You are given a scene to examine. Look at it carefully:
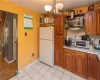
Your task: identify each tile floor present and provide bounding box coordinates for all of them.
[10,60,86,80]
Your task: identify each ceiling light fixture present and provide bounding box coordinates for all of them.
[44,5,52,12]
[56,3,64,10]
[44,0,64,17]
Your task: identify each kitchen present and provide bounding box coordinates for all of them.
[40,2,100,80]
[5,0,100,80]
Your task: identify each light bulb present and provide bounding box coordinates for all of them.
[44,5,52,12]
[56,3,64,10]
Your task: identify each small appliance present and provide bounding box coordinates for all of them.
[93,39,100,50]
[81,35,90,41]
[75,40,90,48]
[65,38,72,46]
[68,17,84,27]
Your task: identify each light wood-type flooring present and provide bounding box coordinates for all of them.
[0,55,16,80]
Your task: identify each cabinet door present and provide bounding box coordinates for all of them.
[88,54,99,80]
[96,9,100,35]
[55,50,63,66]
[85,11,96,35]
[99,61,100,80]
[55,14,64,35]
[74,51,87,78]
[64,53,73,71]
[64,49,74,72]
[55,35,64,67]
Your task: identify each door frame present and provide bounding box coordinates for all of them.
[0,10,18,73]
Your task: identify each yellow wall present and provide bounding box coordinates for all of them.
[63,2,100,16]
[73,3,100,14]
[0,0,40,71]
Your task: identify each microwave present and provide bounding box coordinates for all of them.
[75,40,90,49]
[68,17,84,27]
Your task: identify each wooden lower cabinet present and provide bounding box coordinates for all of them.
[55,35,64,67]
[74,51,87,78]
[64,48,100,80]
[55,50,63,67]
[87,54,99,80]
[64,49,73,71]
[99,61,100,80]
[64,49,87,78]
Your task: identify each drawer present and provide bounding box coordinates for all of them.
[64,48,75,54]
[64,48,88,57]
[75,51,87,57]
[88,54,98,59]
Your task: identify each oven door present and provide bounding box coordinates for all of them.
[75,41,87,48]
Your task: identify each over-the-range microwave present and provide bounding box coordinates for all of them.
[68,17,85,27]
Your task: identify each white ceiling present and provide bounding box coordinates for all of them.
[8,0,100,13]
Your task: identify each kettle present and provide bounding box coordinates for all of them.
[93,39,100,50]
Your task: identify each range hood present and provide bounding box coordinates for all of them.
[69,27,80,31]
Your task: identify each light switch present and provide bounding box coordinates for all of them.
[25,32,27,36]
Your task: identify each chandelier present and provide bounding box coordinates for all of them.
[44,0,64,15]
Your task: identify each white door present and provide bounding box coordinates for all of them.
[13,18,17,61]
[39,39,54,66]
[40,27,54,40]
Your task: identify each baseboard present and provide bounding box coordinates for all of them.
[18,59,39,73]
[4,57,15,64]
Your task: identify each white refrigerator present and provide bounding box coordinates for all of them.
[39,26,54,67]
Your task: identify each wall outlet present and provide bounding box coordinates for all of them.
[32,53,34,57]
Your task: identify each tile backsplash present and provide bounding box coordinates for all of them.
[66,28,100,41]
[67,28,85,40]
[90,36,100,40]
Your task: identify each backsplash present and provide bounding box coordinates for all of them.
[67,28,100,40]
[67,28,85,40]
[90,36,100,40]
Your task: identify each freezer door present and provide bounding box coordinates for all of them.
[40,26,54,40]
[39,39,54,66]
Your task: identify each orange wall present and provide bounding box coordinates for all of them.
[0,0,40,71]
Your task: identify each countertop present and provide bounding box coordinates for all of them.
[64,46,100,60]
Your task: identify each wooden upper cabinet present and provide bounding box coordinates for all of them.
[55,35,63,51]
[64,49,73,72]
[74,51,87,78]
[55,35,64,67]
[55,14,64,67]
[88,54,99,80]
[55,14,64,35]
[85,11,96,35]
[96,9,100,35]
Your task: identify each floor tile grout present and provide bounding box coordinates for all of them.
[23,69,33,79]
[10,60,86,80]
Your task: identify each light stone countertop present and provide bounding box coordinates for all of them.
[64,46,100,60]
